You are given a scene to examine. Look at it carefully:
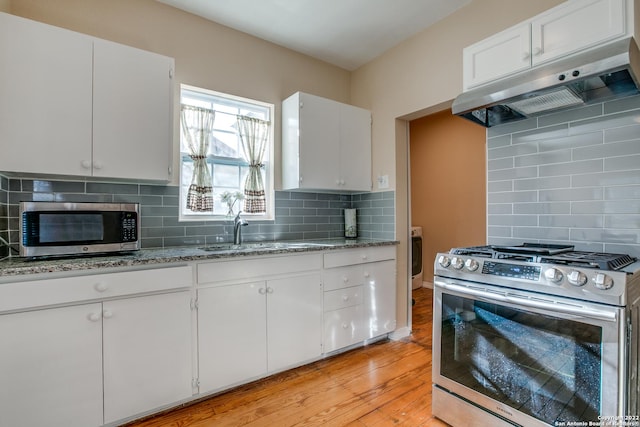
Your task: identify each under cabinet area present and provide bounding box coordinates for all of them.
[196,254,323,395]
[0,12,174,181]
[463,0,630,89]
[282,91,372,192]
[0,265,193,427]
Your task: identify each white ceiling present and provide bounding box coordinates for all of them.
[157,0,470,70]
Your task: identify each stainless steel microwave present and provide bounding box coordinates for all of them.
[19,202,140,258]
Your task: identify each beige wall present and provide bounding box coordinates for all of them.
[7,0,351,189]
[351,0,564,330]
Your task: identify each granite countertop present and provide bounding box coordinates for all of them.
[0,239,398,279]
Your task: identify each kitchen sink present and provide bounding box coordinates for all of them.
[199,241,334,252]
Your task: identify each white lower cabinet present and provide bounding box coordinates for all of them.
[197,281,268,393]
[0,265,193,427]
[103,291,193,424]
[266,274,323,372]
[322,247,397,353]
[196,255,323,395]
[0,303,103,427]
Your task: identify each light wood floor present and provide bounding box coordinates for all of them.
[125,287,448,427]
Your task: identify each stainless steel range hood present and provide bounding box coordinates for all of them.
[452,37,640,127]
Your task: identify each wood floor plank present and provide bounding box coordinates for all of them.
[125,288,449,427]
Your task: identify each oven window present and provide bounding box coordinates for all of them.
[440,294,602,424]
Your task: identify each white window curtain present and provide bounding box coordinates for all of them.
[236,116,270,213]
[180,105,215,212]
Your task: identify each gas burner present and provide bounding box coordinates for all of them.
[448,243,637,271]
[539,251,637,271]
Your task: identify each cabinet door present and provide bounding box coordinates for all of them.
[0,12,93,176]
[267,273,322,372]
[93,39,174,181]
[463,24,531,89]
[339,104,371,191]
[363,260,397,339]
[323,305,365,353]
[532,0,626,66]
[103,291,193,424]
[298,93,340,189]
[197,282,267,393]
[0,304,103,427]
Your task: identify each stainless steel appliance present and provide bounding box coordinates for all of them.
[452,37,640,127]
[432,243,640,427]
[411,226,423,290]
[19,202,140,258]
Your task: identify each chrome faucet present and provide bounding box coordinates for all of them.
[233,211,249,245]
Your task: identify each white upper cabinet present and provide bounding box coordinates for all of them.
[0,12,93,177]
[0,12,174,182]
[93,39,174,181]
[463,25,531,90]
[463,0,630,90]
[531,0,627,65]
[282,92,372,192]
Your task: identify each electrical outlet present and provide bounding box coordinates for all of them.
[377,175,389,189]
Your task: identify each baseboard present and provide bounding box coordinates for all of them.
[422,281,433,289]
[389,326,411,340]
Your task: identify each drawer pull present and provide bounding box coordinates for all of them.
[341,322,349,329]
[258,288,266,295]
[87,312,101,322]
[342,295,349,302]
[361,255,368,260]
[102,310,113,319]
[342,276,349,283]
[94,282,108,292]
[364,272,370,278]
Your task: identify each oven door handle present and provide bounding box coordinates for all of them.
[435,281,618,322]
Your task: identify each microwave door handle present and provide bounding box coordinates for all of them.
[435,280,618,323]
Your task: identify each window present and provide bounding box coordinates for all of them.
[179,85,274,221]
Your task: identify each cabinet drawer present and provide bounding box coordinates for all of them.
[197,253,322,284]
[323,265,363,291]
[0,265,193,313]
[323,246,395,269]
[324,285,363,312]
[323,305,365,353]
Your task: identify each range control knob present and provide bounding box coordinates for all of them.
[544,268,563,284]
[438,255,451,268]
[465,259,479,272]
[593,273,614,290]
[567,270,588,287]
[451,257,464,270]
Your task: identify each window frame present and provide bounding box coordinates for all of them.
[178,84,275,222]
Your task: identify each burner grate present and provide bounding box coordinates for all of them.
[540,252,637,271]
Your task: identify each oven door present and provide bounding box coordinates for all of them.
[433,278,626,427]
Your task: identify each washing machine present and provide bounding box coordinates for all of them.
[411,226,423,290]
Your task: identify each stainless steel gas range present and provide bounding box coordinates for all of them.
[432,243,640,427]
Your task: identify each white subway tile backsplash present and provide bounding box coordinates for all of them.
[487,94,640,253]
